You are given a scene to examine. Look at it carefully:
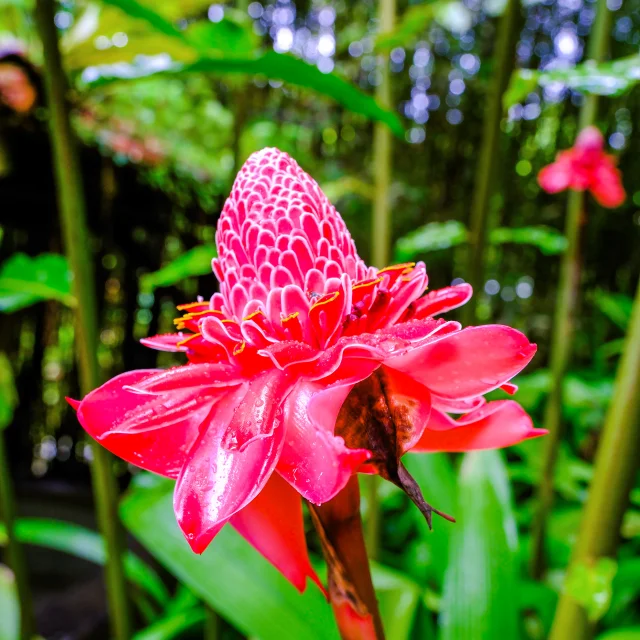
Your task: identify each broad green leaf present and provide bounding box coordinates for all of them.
[120,477,340,640]
[597,631,640,640]
[101,0,188,43]
[490,225,568,256]
[83,52,405,138]
[371,563,421,640]
[0,354,17,431]
[140,245,217,292]
[0,253,75,312]
[504,54,640,108]
[133,607,206,640]
[592,290,634,331]
[403,453,457,588]
[394,221,468,261]
[0,518,169,608]
[564,558,618,622]
[439,450,519,640]
[375,1,458,52]
[0,565,19,640]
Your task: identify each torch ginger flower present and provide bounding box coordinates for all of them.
[72,148,542,594]
[538,126,626,208]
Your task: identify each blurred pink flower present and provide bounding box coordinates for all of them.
[538,126,626,208]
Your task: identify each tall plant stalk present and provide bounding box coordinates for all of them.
[0,434,35,638]
[529,0,612,579]
[366,0,396,562]
[549,276,640,639]
[34,2,132,638]
[463,0,520,325]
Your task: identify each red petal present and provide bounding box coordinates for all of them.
[410,400,546,452]
[331,601,378,640]
[538,154,574,194]
[76,370,216,478]
[590,158,626,208]
[278,380,371,505]
[173,370,290,553]
[230,474,325,593]
[383,325,536,400]
[140,333,188,352]
[410,283,473,319]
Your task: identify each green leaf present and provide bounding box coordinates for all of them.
[605,558,640,625]
[83,52,405,138]
[439,450,519,640]
[101,0,188,43]
[140,245,217,292]
[0,518,169,608]
[403,453,457,588]
[0,253,76,312]
[592,290,634,331]
[489,225,568,256]
[518,580,558,636]
[0,566,19,640]
[133,607,206,640]
[371,563,421,640]
[375,1,461,52]
[504,54,640,108]
[120,477,340,640]
[393,221,468,261]
[596,630,640,640]
[0,354,17,432]
[564,557,618,622]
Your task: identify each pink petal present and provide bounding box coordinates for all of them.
[538,155,574,194]
[278,380,371,505]
[230,474,324,593]
[590,158,626,208]
[410,400,546,452]
[174,369,290,554]
[140,333,188,352]
[410,284,473,319]
[75,370,217,478]
[383,325,536,400]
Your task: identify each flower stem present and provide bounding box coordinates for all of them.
[310,476,384,640]
[0,434,35,638]
[463,0,520,325]
[34,3,132,638]
[529,0,612,580]
[549,276,640,639]
[204,606,219,640]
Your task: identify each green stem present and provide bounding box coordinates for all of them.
[34,3,132,638]
[463,0,520,325]
[204,606,219,640]
[367,0,396,562]
[371,0,395,269]
[529,0,612,580]
[549,276,640,640]
[0,434,35,639]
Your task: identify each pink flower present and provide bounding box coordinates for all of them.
[538,126,626,208]
[72,148,541,592]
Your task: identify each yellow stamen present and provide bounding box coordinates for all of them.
[176,302,208,311]
[377,262,416,274]
[233,341,246,356]
[176,333,202,348]
[352,277,383,291]
[243,309,266,322]
[311,290,340,308]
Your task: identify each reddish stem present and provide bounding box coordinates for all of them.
[310,476,385,640]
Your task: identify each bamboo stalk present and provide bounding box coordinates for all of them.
[463,0,520,325]
[371,0,396,269]
[549,276,640,639]
[529,0,612,579]
[0,434,35,639]
[366,0,397,563]
[34,3,132,638]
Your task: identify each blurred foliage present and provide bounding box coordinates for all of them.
[0,565,19,640]
[0,253,75,312]
[139,244,217,292]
